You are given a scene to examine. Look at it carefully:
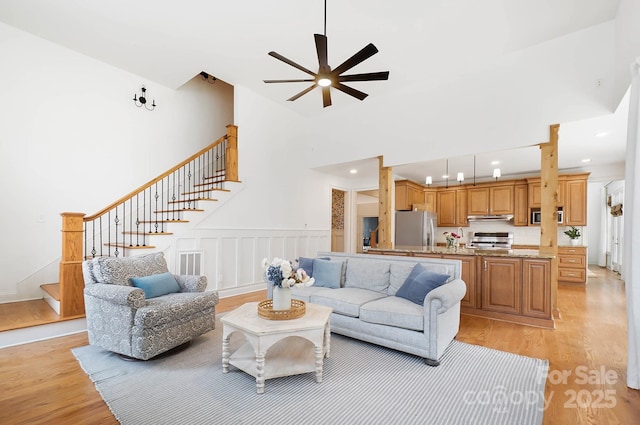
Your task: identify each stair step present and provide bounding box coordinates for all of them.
[195,179,225,187]
[182,188,230,195]
[167,197,218,204]
[40,283,61,315]
[153,208,204,213]
[103,243,157,249]
[40,283,60,301]
[136,219,189,224]
[122,231,174,235]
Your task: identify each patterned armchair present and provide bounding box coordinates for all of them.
[82,252,218,360]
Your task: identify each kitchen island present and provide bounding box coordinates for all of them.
[368,246,555,329]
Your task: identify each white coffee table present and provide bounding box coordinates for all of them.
[221,301,332,394]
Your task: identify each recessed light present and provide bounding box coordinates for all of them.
[349,169,357,174]
[581,158,592,163]
[595,132,609,137]
[442,174,449,179]
[490,160,500,165]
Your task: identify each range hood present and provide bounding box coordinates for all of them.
[467,214,514,222]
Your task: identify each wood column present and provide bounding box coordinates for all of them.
[538,124,560,318]
[377,156,393,249]
[59,212,86,318]
[225,124,239,182]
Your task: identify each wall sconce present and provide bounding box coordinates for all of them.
[425,176,432,186]
[200,72,217,84]
[133,85,156,111]
[493,168,501,180]
[456,172,464,185]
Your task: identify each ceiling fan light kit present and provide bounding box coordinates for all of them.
[264,0,389,107]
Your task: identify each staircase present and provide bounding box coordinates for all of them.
[45,125,239,319]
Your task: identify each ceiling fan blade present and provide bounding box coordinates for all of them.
[331,43,379,76]
[264,79,315,83]
[268,51,317,77]
[286,84,318,102]
[338,71,389,82]
[334,83,368,101]
[322,86,332,108]
[314,34,330,72]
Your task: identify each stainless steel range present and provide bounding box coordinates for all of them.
[466,232,514,250]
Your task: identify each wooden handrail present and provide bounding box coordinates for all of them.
[84,133,228,222]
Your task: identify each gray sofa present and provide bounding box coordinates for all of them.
[82,252,219,360]
[291,252,466,366]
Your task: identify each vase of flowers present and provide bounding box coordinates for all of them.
[443,231,461,249]
[261,257,315,310]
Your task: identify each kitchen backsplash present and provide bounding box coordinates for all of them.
[436,222,586,247]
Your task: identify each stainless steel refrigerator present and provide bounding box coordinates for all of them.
[395,211,437,249]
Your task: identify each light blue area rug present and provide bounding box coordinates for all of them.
[73,322,548,425]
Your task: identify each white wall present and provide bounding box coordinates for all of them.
[0,22,234,301]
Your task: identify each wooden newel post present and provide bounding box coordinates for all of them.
[60,212,86,318]
[225,124,239,182]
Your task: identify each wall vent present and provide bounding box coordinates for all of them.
[178,251,204,275]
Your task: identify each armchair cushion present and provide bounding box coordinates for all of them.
[131,272,180,298]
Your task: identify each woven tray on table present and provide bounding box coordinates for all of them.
[257,299,306,320]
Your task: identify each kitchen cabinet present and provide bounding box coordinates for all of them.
[522,259,551,319]
[558,246,587,284]
[443,254,476,308]
[437,188,468,227]
[513,182,528,226]
[481,257,522,315]
[395,180,425,211]
[467,183,514,215]
[424,189,437,213]
[527,176,565,208]
[564,175,588,226]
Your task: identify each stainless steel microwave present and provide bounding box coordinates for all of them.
[531,208,563,224]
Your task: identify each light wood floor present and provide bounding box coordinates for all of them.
[1,268,639,425]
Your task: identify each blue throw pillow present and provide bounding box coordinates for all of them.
[312,259,343,289]
[298,257,316,277]
[395,264,450,305]
[130,272,181,298]
[298,256,330,278]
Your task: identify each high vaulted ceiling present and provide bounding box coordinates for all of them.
[0,0,635,184]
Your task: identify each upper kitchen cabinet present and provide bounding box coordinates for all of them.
[467,183,514,216]
[527,173,588,226]
[527,176,565,208]
[564,173,589,226]
[395,180,425,211]
[437,188,468,227]
[513,182,528,226]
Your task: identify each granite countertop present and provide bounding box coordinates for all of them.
[367,246,555,259]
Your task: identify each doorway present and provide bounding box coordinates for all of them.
[355,189,379,253]
[605,181,624,274]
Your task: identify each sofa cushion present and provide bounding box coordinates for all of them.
[95,253,169,286]
[131,272,181,299]
[344,258,391,292]
[359,296,424,331]
[388,263,415,295]
[313,259,345,288]
[310,288,386,317]
[290,286,331,302]
[395,264,451,305]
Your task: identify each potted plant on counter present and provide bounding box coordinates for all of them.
[564,226,581,246]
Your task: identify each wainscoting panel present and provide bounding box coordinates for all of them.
[173,229,330,296]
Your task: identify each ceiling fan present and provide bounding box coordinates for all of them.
[263,0,389,108]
